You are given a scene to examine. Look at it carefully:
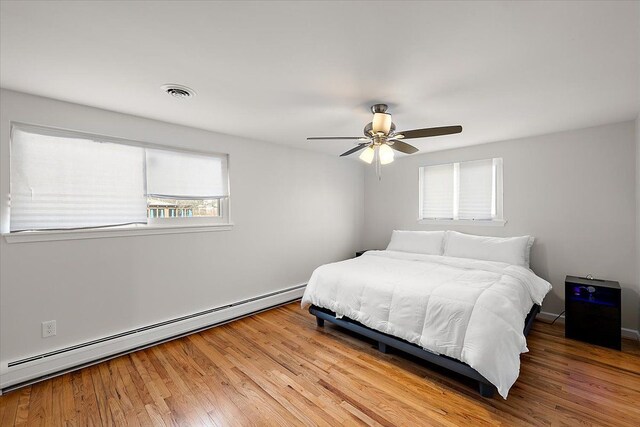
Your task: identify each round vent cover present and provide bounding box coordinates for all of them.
[160,84,196,99]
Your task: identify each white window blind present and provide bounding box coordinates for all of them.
[10,127,146,231]
[421,163,455,219]
[420,158,502,221]
[145,149,228,199]
[458,158,494,220]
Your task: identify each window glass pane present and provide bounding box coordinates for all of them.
[146,197,221,218]
[422,163,454,219]
[458,159,494,220]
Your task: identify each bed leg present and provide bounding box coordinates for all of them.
[478,382,495,398]
[315,317,324,327]
[378,341,389,354]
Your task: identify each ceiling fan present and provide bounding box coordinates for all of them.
[307,104,462,166]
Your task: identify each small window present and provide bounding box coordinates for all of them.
[419,158,503,223]
[144,148,228,225]
[9,124,230,232]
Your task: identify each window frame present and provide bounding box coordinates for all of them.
[418,158,506,227]
[4,122,233,243]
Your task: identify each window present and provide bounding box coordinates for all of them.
[419,158,503,224]
[9,124,230,233]
[144,148,228,225]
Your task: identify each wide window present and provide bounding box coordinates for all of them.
[419,158,503,224]
[9,124,229,233]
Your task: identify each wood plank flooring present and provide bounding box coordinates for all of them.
[1,302,639,426]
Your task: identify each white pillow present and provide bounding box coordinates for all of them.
[443,231,534,267]
[386,230,445,255]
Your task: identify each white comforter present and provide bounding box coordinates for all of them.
[301,250,551,398]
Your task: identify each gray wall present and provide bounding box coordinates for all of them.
[0,89,365,364]
[637,116,640,332]
[0,88,637,371]
[363,121,638,331]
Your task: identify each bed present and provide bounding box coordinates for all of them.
[301,231,552,399]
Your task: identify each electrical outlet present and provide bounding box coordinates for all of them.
[42,320,56,338]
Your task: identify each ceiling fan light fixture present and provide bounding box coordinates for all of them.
[372,113,392,134]
[379,144,395,165]
[359,145,375,164]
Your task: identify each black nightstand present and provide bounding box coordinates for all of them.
[565,275,621,350]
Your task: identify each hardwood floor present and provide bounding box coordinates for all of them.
[1,302,639,426]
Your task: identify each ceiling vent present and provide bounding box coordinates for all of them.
[160,84,196,99]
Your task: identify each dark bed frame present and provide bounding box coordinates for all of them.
[309,303,540,398]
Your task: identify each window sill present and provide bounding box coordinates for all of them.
[3,223,234,244]
[418,219,507,227]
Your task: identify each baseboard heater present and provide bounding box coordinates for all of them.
[2,284,305,393]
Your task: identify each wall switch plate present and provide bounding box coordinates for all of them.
[42,320,56,338]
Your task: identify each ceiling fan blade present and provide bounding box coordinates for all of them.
[388,140,419,154]
[340,144,368,157]
[307,136,367,140]
[398,125,462,139]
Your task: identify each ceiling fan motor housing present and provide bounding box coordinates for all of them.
[371,104,388,113]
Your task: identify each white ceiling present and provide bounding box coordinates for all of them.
[1,1,638,156]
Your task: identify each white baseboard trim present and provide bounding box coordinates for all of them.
[0,284,306,392]
[621,328,640,341]
[536,311,640,341]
